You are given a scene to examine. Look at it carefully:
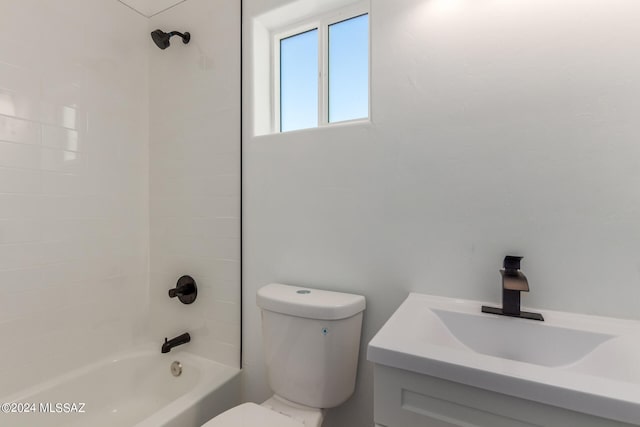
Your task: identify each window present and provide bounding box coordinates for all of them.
[280,29,319,132]
[328,14,369,124]
[275,7,369,133]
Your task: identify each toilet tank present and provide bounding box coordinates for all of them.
[257,283,366,409]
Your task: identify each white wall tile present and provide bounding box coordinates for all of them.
[0,62,39,96]
[41,125,81,152]
[41,172,86,196]
[0,0,149,397]
[0,167,41,193]
[0,142,41,169]
[0,90,41,122]
[119,0,186,17]
[0,115,40,144]
[40,148,85,173]
[1,0,239,399]
[148,0,240,367]
[0,219,41,244]
[0,194,40,218]
[150,195,240,219]
[0,268,45,293]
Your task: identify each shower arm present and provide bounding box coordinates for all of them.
[168,31,190,43]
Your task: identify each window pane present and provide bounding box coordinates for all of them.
[329,14,369,123]
[280,29,318,132]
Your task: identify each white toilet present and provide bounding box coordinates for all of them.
[203,283,366,427]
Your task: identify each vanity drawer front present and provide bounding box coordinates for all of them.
[373,365,635,427]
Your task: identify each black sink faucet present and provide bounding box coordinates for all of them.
[162,332,191,353]
[482,256,544,321]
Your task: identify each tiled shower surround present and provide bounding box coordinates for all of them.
[0,0,148,395]
[0,0,149,395]
[0,0,240,395]
[147,0,241,367]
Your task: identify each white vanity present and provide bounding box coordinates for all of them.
[368,293,640,427]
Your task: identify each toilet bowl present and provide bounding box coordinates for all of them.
[201,283,366,427]
[203,395,323,427]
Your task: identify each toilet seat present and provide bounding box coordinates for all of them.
[261,395,323,426]
[201,402,303,427]
[202,395,324,427]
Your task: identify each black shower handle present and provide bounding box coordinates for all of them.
[168,275,197,304]
[168,283,194,298]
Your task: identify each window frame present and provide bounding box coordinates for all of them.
[272,2,370,133]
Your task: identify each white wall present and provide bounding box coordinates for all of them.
[0,0,149,396]
[243,0,640,425]
[119,0,187,17]
[148,0,241,367]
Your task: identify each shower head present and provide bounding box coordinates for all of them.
[151,29,191,50]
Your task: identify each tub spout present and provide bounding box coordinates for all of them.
[162,332,191,353]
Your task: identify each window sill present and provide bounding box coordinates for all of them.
[254,118,372,139]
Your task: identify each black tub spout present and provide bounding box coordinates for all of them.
[162,332,191,353]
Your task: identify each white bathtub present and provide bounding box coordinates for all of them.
[1,345,240,427]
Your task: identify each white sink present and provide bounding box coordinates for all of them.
[432,309,613,367]
[368,293,640,424]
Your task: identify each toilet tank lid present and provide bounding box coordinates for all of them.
[257,283,366,320]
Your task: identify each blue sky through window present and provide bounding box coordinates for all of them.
[279,13,369,132]
[329,14,369,123]
[280,29,318,132]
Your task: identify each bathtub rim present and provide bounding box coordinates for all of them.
[3,342,241,426]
